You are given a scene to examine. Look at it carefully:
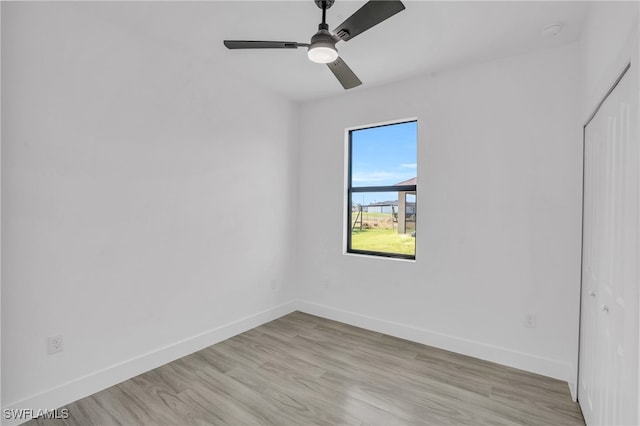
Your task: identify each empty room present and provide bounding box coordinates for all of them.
[1,1,639,425]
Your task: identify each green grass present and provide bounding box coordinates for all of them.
[351,227,415,256]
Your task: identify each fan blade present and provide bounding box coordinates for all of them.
[327,57,362,90]
[333,1,405,42]
[223,40,307,49]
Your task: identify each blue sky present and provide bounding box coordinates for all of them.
[351,121,417,206]
[351,121,417,187]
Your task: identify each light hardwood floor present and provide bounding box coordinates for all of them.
[29,312,584,425]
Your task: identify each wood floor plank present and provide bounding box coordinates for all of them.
[26,312,584,426]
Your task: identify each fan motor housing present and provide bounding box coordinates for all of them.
[310,29,337,48]
[314,0,335,9]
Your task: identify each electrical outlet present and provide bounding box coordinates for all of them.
[270,280,277,290]
[323,279,330,289]
[47,335,64,354]
[524,314,537,328]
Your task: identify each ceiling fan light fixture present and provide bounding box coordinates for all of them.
[308,44,338,63]
[307,28,338,63]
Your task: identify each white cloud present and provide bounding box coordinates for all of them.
[352,171,416,185]
[400,163,417,169]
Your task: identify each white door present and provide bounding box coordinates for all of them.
[579,60,639,426]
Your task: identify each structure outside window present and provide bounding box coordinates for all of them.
[347,120,417,259]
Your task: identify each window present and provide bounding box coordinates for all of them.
[346,120,417,259]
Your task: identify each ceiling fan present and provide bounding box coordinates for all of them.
[223,0,406,90]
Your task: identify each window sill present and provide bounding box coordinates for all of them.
[343,252,416,263]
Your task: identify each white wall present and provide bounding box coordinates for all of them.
[297,43,583,389]
[1,2,298,416]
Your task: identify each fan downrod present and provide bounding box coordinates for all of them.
[314,0,335,9]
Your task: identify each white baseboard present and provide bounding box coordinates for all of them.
[1,300,298,426]
[568,381,577,402]
[297,301,575,388]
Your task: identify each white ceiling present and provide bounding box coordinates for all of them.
[81,1,589,102]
